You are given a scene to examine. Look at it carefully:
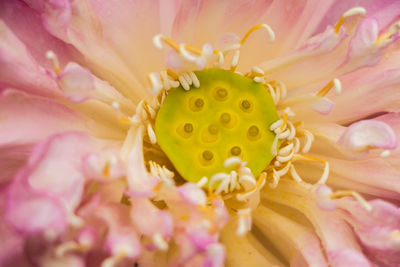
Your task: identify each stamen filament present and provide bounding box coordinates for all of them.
[240,24,275,44]
[331,190,372,211]
[334,7,366,34]
[293,154,329,184]
[316,78,341,97]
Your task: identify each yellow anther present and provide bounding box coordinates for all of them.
[334,7,366,34]
[240,24,275,45]
[154,35,180,51]
[166,69,179,80]
[182,44,203,56]
[293,154,329,184]
[377,21,400,43]
[316,79,341,97]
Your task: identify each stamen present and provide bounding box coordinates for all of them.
[179,44,198,62]
[55,241,87,257]
[230,50,240,71]
[334,7,366,33]
[189,71,200,88]
[46,50,61,74]
[236,208,252,236]
[224,157,242,168]
[236,172,266,201]
[293,155,329,184]
[178,74,190,90]
[147,124,157,144]
[215,51,224,67]
[197,176,208,187]
[377,20,400,43]
[153,34,179,51]
[380,150,391,157]
[148,72,163,94]
[152,233,168,251]
[316,78,341,97]
[240,24,275,45]
[331,190,372,211]
[101,252,126,267]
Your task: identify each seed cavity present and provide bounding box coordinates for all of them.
[247,125,261,140]
[177,122,194,138]
[189,97,205,112]
[214,87,228,101]
[202,150,214,161]
[240,99,252,112]
[208,124,219,135]
[220,113,231,124]
[184,123,193,133]
[231,146,241,156]
[195,98,204,108]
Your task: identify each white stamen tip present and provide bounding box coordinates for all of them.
[46,50,56,60]
[147,124,157,144]
[231,50,240,68]
[380,150,391,157]
[333,78,342,95]
[261,24,275,42]
[179,44,198,62]
[111,101,120,111]
[224,157,241,168]
[343,7,366,18]
[153,34,164,50]
[153,233,168,251]
[196,176,208,187]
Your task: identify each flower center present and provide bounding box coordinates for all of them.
[155,68,279,183]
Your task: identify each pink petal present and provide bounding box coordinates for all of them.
[177,183,207,206]
[6,176,67,237]
[348,18,379,58]
[0,20,60,97]
[327,249,372,267]
[338,198,400,266]
[0,89,89,147]
[26,132,95,210]
[0,0,77,71]
[58,63,95,103]
[130,198,173,239]
[338,120,398,152]
[0,144,32,184]
[311,97,335,115]
[126,126,157,196]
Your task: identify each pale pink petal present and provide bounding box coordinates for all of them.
[130,198,173,241]
[327,249,372,267]
[125,126,157,196]
[33,0,149,101]
[0,20,60,97]
[0,89,90,147]
[177,183,207,206]
[6,176,67,237]
[254,205,328,267]
[0,187,31,267]
[0,144,32,184]
[338,198,400,266]
[338,120,398,152]
[310,97,335,115]
[348,18,379,59]
[26,132,95,210]
[0,0,77,70]
[58,62,95,103]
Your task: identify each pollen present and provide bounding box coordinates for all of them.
[155,68,279,183]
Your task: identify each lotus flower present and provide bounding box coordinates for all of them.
[1,1,400,266]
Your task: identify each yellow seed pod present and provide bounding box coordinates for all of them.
[155,68,279,183]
